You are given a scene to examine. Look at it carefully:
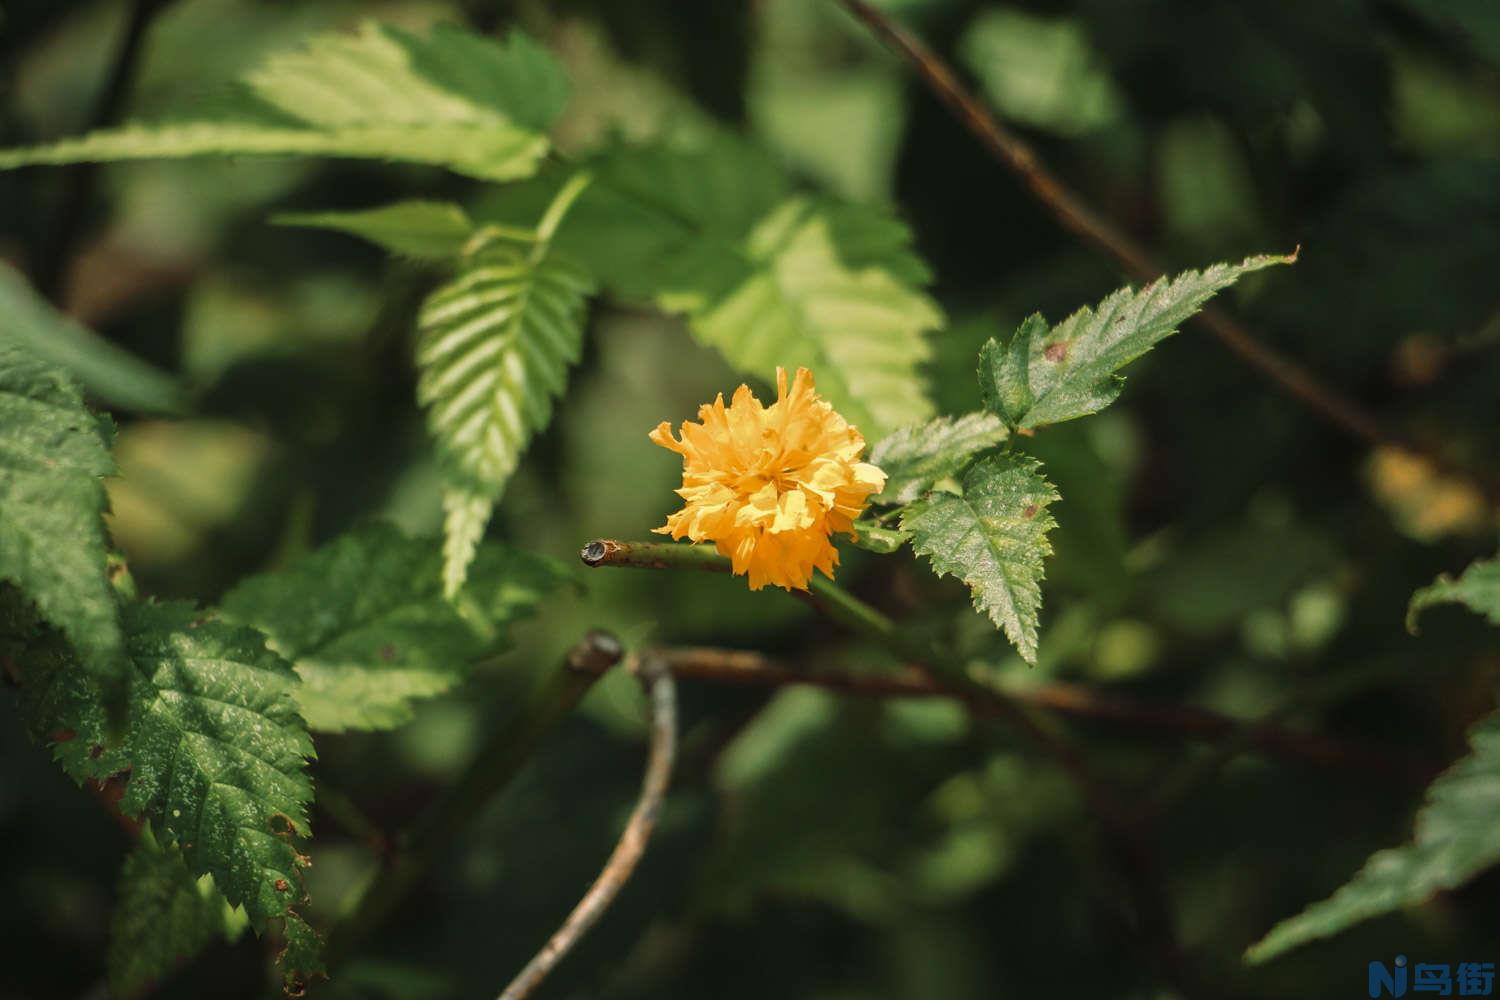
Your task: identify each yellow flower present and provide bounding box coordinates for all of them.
[650,367,887,591]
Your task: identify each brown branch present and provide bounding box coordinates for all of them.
[835,0,1497,498]
[583,541,1219,996]
[581,544,1416,777]
[498,655,678,1000]
[323,631,623,973]
[651,647,1423,778]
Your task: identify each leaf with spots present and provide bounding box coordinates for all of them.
[279,913,326,996]
[0,343,126,689]
[979,253,1294,430]
[900,454,1059,663]
[220,522,571,733]
[7,597,314,933]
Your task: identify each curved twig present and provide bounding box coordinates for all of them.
[323,631,623,973]
[498,654,678,1000]
[582,538,1213,999]
[835,0,1499,503]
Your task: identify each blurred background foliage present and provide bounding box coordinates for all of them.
[2,0,1499,997]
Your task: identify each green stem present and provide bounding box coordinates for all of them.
[582,540,952,686]
[582,538,896,637]
[321,631,623,973]
[533,170,593,247]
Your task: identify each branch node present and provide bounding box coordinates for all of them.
[566,629,624,676]
[497,653,678,1000]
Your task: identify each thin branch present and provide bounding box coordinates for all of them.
[499,654,678,1000]
[834,0,1498,500]
[322,631,623,972]
[581,539,1222,1000]
[581,544,1415,775]
[37,0,166,302]
[649,646,1422,778]
[581,538,888,631]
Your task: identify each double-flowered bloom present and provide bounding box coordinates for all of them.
[650,367,886,591]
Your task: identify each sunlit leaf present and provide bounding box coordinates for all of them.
[0,24,568,181]
[275,201,474,260]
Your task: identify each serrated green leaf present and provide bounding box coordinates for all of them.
[275,201,474,260]
[12,600,313,931]
[0,24,568,182]
[869,412,1009,505]
[1246,709,1500,963]
[0,263,185,415]
[416,209,595,593]
[441,488,494,600]
[901,454,1059,663]
[108,829,245,1000]
[976,315,1041,427]
[280,912,326,995]
[0,344,125,685]
[979,253,1294,429]
[220,522,569,733]
[477,137,940,438]
[1407,553,1500,633]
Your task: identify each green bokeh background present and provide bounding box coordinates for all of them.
[2,1,1499,997]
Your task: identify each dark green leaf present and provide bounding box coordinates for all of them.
[220,522,570,732]
[901,454,1059,663]
[280,913,326,995]
[13,600,313,931]
[108,829,245,1000]
[0,344,125,684]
